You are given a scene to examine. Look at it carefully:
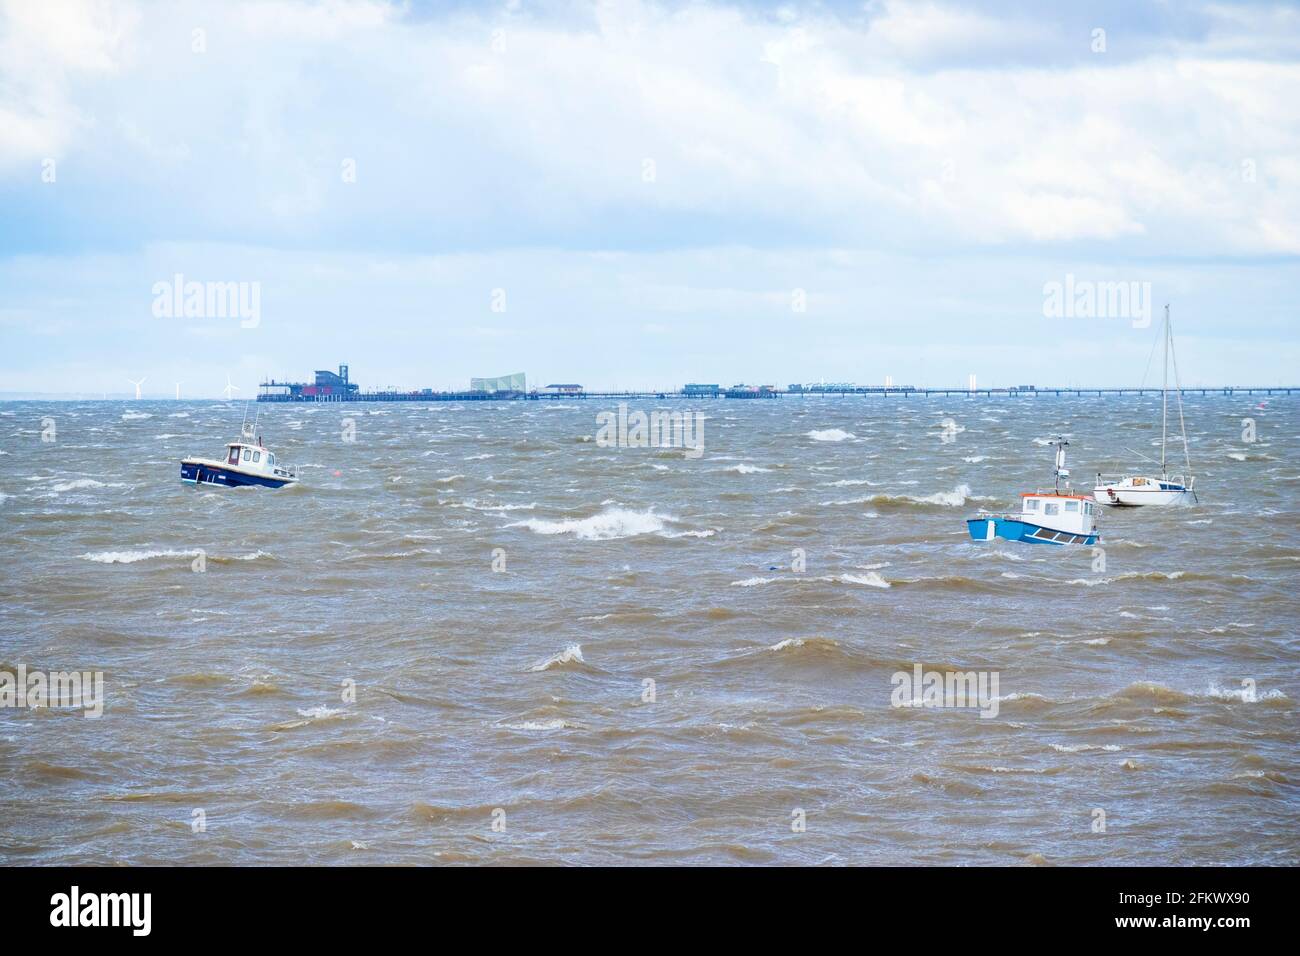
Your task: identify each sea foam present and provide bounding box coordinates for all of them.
[507,507,675,540]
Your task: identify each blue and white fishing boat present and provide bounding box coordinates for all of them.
[966,439,1099,546]
[180,416,299,489]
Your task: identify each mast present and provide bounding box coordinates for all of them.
[1051,437,1069,493]
[1166,306,1194,483]
[1160,303,1169,474]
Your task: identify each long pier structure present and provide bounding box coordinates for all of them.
[257,367,1297,403]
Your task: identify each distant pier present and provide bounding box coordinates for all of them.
[258,380,1298,403]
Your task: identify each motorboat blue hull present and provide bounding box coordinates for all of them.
[180,462,294,489]
[966,516,1098,546]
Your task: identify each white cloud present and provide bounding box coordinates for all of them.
[1,1,1297,388]
[2,0,1295,253]
[0,0,139,171]
[860,0,1053,65]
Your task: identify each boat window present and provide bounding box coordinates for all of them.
[1024,499,1039,511]
[268,454,275,466]
[228,447,239,465]
[243,448,251,461]
[253,451,261,463]
[1065,500,1079,512]
[1044,502,1059,516]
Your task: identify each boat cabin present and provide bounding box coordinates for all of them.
[225,442,278,474]
[1019,493,1097,544]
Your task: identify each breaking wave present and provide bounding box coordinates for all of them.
[849,484,982,509]
[806,428,855,442]
[507,507,688,540]
[731,572,890,588]
[530,644,586,672]
[79,548,272,564]
[499,718,579,731]
[49,478,128,493]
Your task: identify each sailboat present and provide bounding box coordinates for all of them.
[1093,304,1196,507]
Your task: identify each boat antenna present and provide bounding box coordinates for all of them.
[1049,436,1070,493]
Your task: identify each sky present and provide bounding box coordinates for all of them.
[1,0,1297,396]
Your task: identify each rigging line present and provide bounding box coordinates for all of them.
[1161,305,1169,472]
[1108,317,1164,477]
[1139,317,1161,390]
[1123,445,1161,467]
[1167,312,1193,476]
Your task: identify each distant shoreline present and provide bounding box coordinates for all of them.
[2,386,1296,403]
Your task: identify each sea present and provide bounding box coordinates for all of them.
[1,395,1295,865]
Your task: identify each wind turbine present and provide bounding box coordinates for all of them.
[127,377,146,400]
[223,375,241,401]
[174,382,183,400]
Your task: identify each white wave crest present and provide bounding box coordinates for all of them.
[507,507,674,540]
[839,572,891,588]
[731,572,890,588]
[530,644,585,672]
[296,706,343,720]
[1207,683,1287,702]
[80,548,202,564]
[806,428,855,442]
[50,478,127,492]
[79,548,269,564]
[913,483,975,506]
[500,718,576,730]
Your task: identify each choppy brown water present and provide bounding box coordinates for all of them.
[1,395,1296,865]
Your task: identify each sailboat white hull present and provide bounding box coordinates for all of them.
[1093,477,1193,507]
